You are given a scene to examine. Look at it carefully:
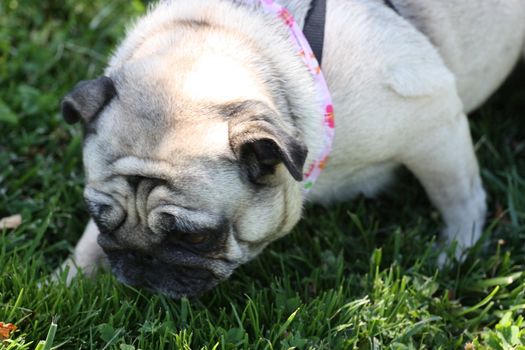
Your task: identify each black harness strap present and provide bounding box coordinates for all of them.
[303,0,326,66]
[383,0,400,14]
[302,0,400,66]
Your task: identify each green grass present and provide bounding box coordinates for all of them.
[1,1,524,349]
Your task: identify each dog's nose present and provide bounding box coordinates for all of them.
[126,251,158,264]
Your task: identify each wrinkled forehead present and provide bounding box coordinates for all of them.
[84,150,241,208]
[84,49,273,159]
[82,94,238,198]
[86,107,231,159]
[83,109,235,177]
[81,49,272,202]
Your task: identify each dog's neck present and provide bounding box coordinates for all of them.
[241,0,334,192]
[106,0,328,199]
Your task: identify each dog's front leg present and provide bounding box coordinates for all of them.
[402,113,487,261]
[55,219,107,283]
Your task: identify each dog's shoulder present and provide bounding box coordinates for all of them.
[391,0,525,110]
[325,0,457,100]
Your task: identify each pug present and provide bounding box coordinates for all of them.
[58,0,525,298]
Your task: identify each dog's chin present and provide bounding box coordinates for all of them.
[106,251,225,298]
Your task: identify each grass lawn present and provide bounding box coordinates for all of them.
[1,1,524,349]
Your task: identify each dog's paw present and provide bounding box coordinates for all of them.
[46,257,104,286]
[436,242,465,268]
[37,261,77,290]
[52,258,81,285]
[437,222,488,268]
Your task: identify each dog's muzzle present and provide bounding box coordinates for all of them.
[85,186,233,298]
[103,248,220,298]
[97,232,228,298]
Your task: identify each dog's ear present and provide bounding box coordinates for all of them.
[61,76,117,124]
[228,106,307,183]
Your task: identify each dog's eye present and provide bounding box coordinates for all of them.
[184,232,209,245]
[166,230,211,246]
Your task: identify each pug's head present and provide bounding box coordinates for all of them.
[61,53,307,298]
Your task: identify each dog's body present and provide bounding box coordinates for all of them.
[60,0,525,297]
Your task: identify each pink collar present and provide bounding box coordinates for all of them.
[244,0,335,193]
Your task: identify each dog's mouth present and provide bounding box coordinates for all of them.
[105,250,227,298]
